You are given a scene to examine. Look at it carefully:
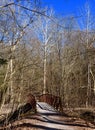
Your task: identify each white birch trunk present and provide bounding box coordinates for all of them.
[43,44,47,94]
[90,68,95,93]
[10,44,16,104]
[86,5,91,107]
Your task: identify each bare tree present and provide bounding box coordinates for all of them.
[33,9,55,94]
[79,2,95,107]
[0,0,42,110]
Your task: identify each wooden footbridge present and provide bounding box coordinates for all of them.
[0,94,94,130]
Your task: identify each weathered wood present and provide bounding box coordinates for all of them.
[0,103,33,126]
[8,103,32,121]
[0,94,36,126]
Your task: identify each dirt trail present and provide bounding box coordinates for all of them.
[0,102,95,130]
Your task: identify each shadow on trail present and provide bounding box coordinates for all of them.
[0,123,64,130]
[23,115,95,129]
[0,115,95,130]
[38,112,62,116]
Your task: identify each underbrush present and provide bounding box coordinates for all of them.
[63,107,95,125]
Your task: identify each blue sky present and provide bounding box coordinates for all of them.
[42,0,95,16]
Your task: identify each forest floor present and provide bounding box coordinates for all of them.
[0,102,95,130]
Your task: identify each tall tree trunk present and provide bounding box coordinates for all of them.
[10,58,13,103]
[86,63,91,107]
[43,43,47,94]
[10,45,16,104]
